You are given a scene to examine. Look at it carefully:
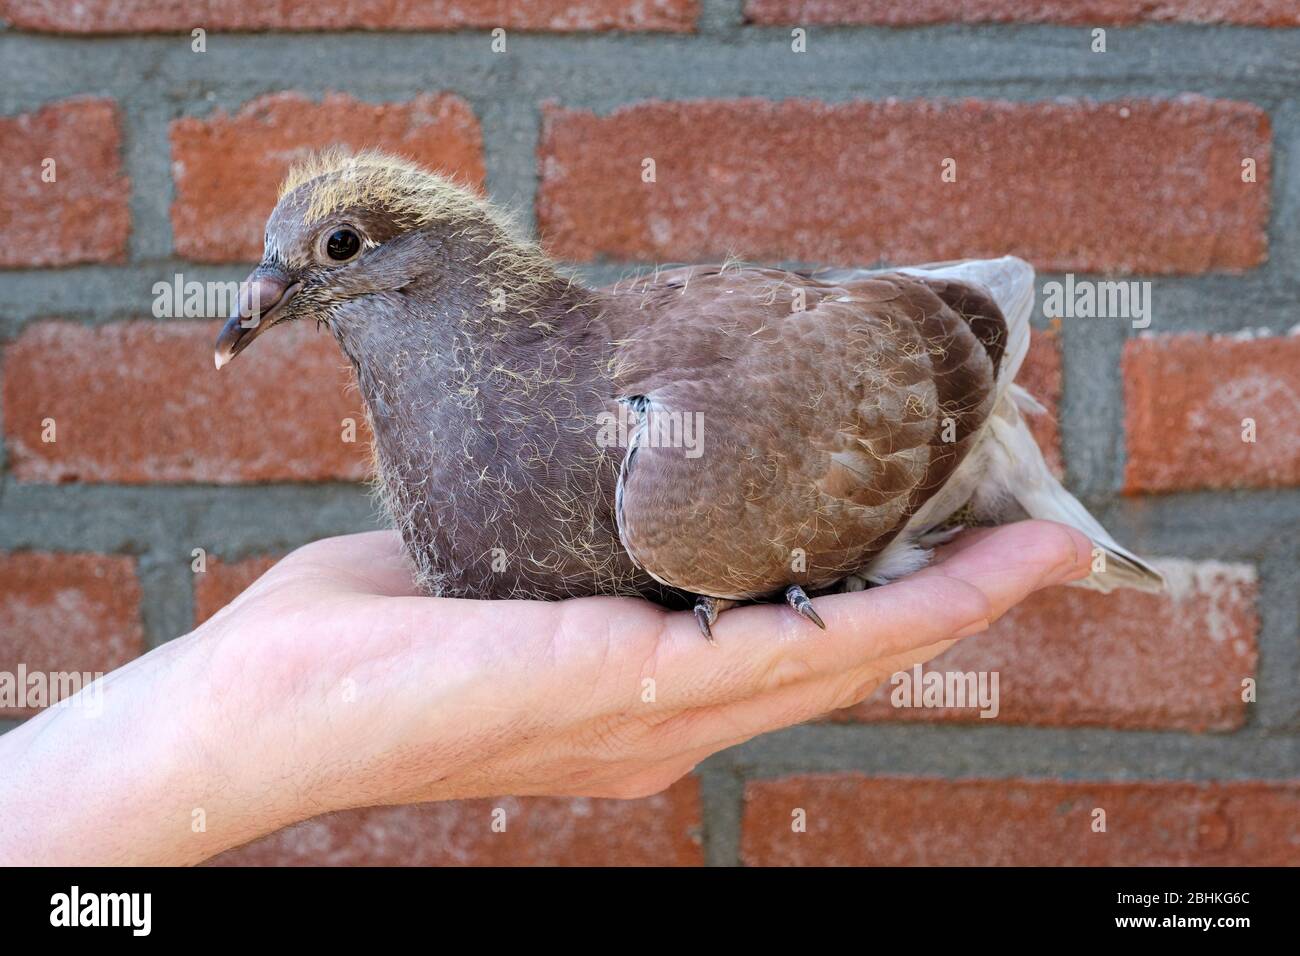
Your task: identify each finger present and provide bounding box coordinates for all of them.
[637,520,1089,714]
[911,519,1092,621]
[641,570,991,713]
[274,531,423,598]
[661,629,970,754]
[927,525,1001,562]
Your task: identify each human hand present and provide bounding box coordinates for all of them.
[0,520,1090,865]
[195,520,1091,827]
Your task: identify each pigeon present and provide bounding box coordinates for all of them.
[214,150,1164,640]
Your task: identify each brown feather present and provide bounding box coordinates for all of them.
[607,267,1001,599]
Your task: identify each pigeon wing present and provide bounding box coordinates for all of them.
[604,266,1003,601]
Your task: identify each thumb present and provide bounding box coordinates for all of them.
[911,520,1092,622]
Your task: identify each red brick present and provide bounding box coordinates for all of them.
[537,97,1269,274]
[1124,333,1300,493]
[170,92,486,263]
[835,560,1257,731]
[194,556,278,625]
[742,776,1300,865]
[745,0,1299,26]
[0,98,130,268]
[0,0,697,32]
[1019,328,1062,477]
[0,553,144,718]
[2,320,370,483]
[210,778,703,865]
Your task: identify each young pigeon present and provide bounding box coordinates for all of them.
[215,150,1163,640]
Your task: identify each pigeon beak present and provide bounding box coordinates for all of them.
[213,269,302,369]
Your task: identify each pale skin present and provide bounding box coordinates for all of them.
[0,520,1091,866]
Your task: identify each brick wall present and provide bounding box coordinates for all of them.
[1,2,1296,866]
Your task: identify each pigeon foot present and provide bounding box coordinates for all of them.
[784,585,826,630]
[692,596,735,644]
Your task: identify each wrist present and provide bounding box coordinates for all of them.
[0,627,317,865]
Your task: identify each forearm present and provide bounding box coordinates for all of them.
[0,629,317,866]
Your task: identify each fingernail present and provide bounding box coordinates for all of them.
[954,618,989,639]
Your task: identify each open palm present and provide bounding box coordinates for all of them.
[200,520,1091,814]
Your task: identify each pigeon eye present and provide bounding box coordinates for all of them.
[325,228,361,262]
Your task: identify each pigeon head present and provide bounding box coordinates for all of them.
[213,149,558,369]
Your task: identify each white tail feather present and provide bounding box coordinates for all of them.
[984,395,1165,593]
[867,256,1164,593]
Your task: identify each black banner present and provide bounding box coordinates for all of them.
[0,866,1283,941]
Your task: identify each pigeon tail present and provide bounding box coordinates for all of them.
[981,392,1165,593]
[891,257,1165,594]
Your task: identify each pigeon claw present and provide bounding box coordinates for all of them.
[693,597,719,645]
[785,585,826,630]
